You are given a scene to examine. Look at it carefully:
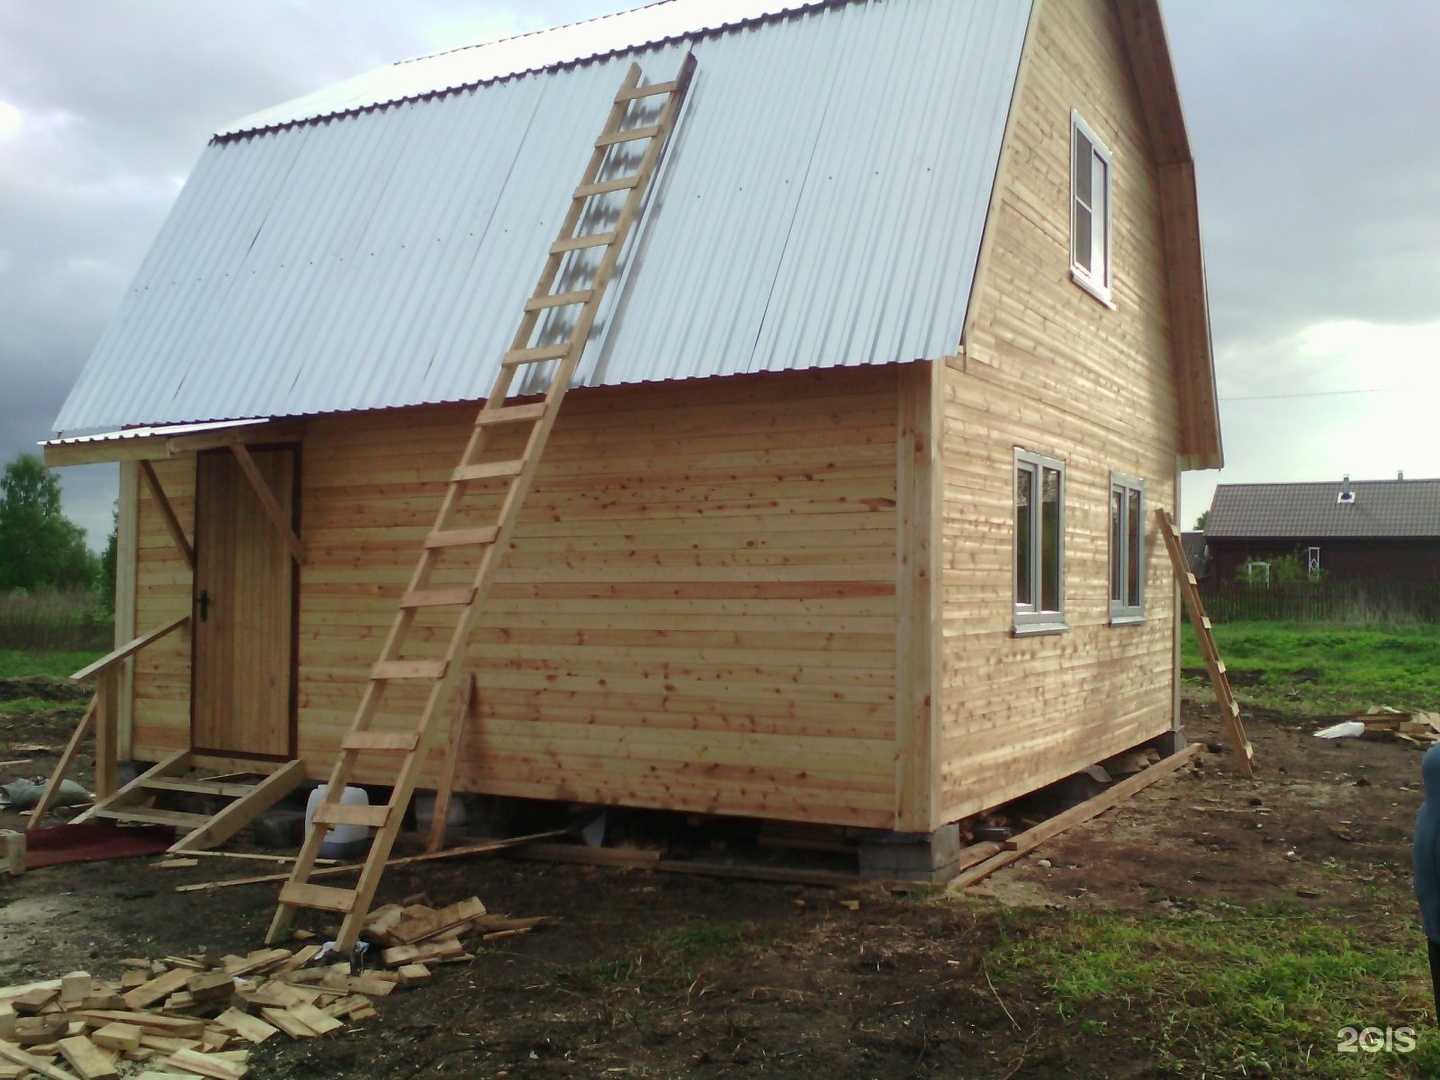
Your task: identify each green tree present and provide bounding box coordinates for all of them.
[0,454,96,591]
[96,505,119,615]
[1193,510,1209,531]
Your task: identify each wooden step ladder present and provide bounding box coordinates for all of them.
[267,55,697,948]
[73,752,305,853]
[1156,508,1255,778]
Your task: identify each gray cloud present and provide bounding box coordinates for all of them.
[3,1,1437,539]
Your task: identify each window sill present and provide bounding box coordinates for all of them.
[1109,613,1147,627]
[1070,268,1116,310]
[1013,620,1068,638]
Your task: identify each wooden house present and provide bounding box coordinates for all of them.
[47,0,1221,877]
[1205,477,1440,586]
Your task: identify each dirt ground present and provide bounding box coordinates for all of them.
[0,679,1429,1079]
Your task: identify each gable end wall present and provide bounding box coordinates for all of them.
[940,0,1181,822]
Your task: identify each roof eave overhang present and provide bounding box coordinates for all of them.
[43,418,303,467]
[1115,0,1222,472]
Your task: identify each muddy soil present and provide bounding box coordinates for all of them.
[0,683,1428,1079]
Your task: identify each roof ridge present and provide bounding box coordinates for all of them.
[216,0,846,142]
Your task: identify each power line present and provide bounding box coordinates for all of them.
[1219,387,1401,402]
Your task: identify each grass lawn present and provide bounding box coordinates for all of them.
[990,903,1439,1078]
[1182,621,1440,716]
[0,649,104,680]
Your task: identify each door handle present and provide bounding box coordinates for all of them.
[198,589,211,622]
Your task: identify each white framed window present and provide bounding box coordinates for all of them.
[1109,473,1145,623]
[1014,449,1066,634]
[1071,111,1114,307]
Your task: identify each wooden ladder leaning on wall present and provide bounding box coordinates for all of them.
[1156,508,1255,778]
[267,54,698,950]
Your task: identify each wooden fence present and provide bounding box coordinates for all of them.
[1201,581,1440,624]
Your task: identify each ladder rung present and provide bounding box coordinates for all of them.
[341,731,420,753]
[503,343,572,367]
[1214,660,1227,674]
[1200,616,1212,629]
[551,231,616,253]
[452,459,525,483]
[312,802,391,829]
[1228,700,1241,717]
[525,289,594,311]
[475,403,547,428]
[371,659,447,681]
[1185,573,1197,585]
[575,175,640,198]
[399,587,477,609]
[280,883,358,914]
[616,79,678,101]
[595,124,662,147]
[425,525,500,549]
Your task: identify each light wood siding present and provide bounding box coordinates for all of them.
[132,456,195,756]
[942,0,1180,822]
[131,367,902,828]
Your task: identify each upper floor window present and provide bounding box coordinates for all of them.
[1071,111,1113,307]
[1109,473,1144,623]
[1015,449,1066,634]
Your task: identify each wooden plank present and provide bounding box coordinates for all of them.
[76,1012,204,1040]
[473,403,548,428]
[549,232,615,254]
[26,695,96,829]
[501,344,570,367]
[893,363,935,832]
[426,675,474,853]
[524,290,593,312]
[139,461,194,571]
[999,744,1199,852]
[310,802,389,829]
[277,883,356,913]
[94,668,118,800]
[451,459,524,483]
[212,1010,277,1045]
[370,660,446,681]
[70,615,190,682]
[423,526,500,550]
[229,444,306,566]
[399,588,475,609]
[594,123,660,146]
[179,830,567,892]
[169,759,306,853]
[0,1042,82,1080]
[573,175,639,197]
[1156,509,1253,776]
[341,731,420,753]
[114,460,139,760]
[122,969,191,1010]
[57,1036,119,1080]
[162,1049,246,1080]
[91,1023,143,1053]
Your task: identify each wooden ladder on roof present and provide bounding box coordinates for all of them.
[1156,508,1254,778]
[266,54,697,949]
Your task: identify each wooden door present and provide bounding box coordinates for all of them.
[192,448,297,758]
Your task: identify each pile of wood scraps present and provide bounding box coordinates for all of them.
[1356,707,1440,745]
[0,895,549,1080]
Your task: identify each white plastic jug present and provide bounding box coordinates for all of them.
[304,785,373,859]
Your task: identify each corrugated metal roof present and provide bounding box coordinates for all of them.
[54,0,1031,434]
[220,0,825,138]
[1206,480,1440,540]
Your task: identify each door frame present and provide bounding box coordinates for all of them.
[189,442,302,761]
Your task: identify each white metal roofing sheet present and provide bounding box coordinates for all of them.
[54,0,1031,434]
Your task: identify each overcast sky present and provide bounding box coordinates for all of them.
[2,0,1438,549]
